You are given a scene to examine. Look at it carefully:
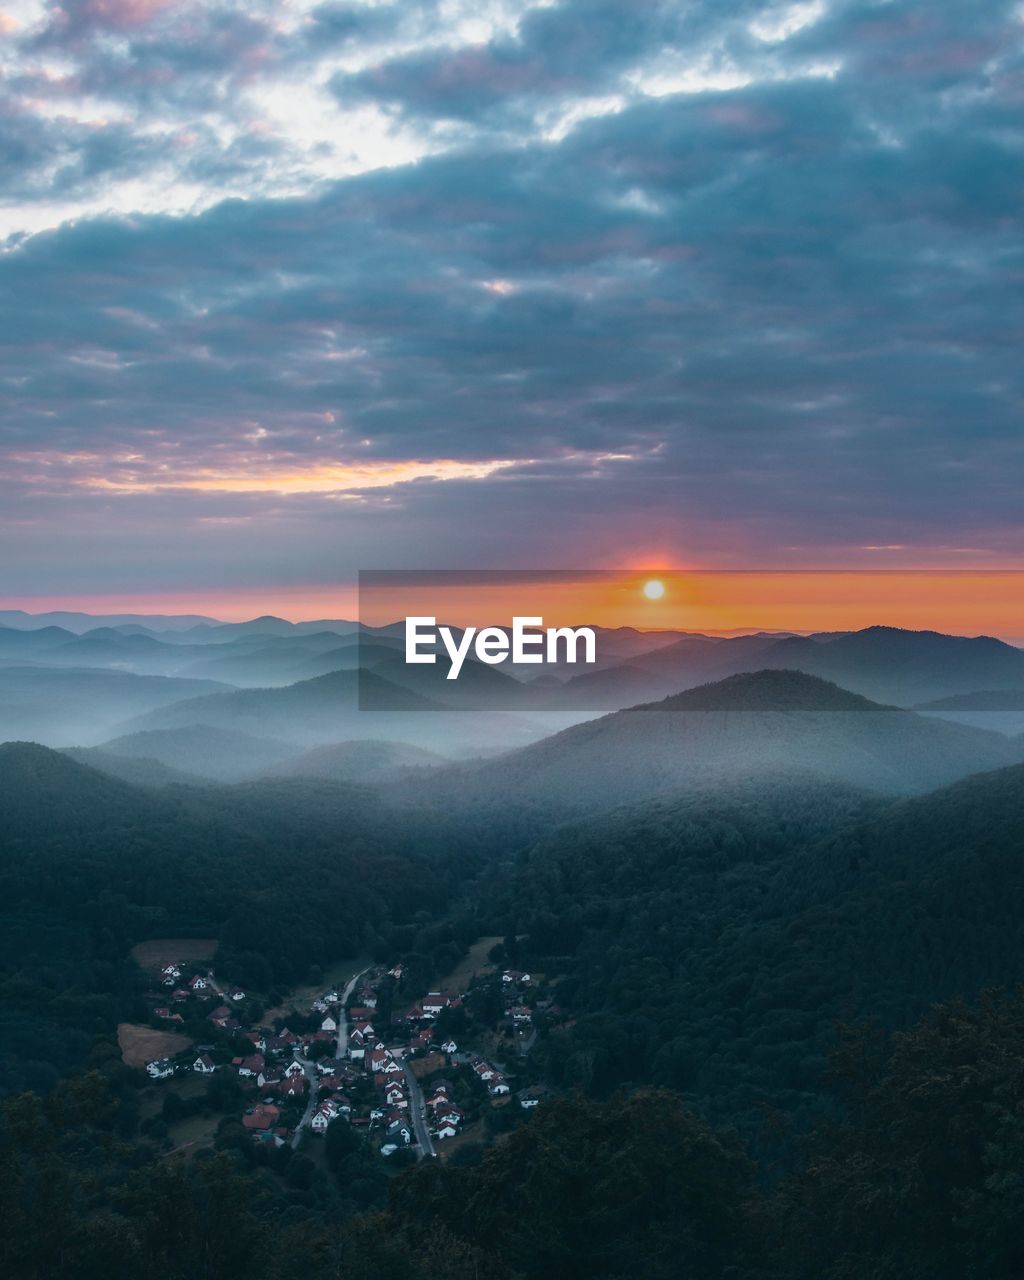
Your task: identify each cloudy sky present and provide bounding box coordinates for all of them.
[1,0,1022,613]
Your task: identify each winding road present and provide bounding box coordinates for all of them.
[290,1056,319,1148]
[336,967,370,1059]
[291,965,368,1149]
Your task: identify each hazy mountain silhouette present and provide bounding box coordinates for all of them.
[420,669,1021,817]
[266,739,445,784]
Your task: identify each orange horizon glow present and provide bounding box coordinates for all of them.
[5,570,1024,639]
[356,571,1024,638]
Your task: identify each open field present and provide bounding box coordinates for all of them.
[164,1111,221,1158]
[261,955,370,1023]
[118,1022,192,1067]
[436,1120,485,1161]
[131,937,219,971]
[138,1071,208,1120]
[437,936,501,993]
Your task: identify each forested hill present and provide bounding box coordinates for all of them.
[483,762,1024,1135]
[0,742,481,1094]
[413,669,1022,821]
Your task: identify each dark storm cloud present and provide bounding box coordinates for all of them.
[1,0,1023,594]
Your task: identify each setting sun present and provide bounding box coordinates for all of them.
[643,579,666,601]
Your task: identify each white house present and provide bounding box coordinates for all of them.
[320,1015,338,1033]
[193,1054,216,1074]
[146,1058,175,1080]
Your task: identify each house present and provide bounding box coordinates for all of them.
[317,1057,346,1076]
[441,1038,458,1054]
[472,1060,496,1081]
[227,986,246,1002]
[320,1015,338,1033]
[349,1006,375,1022]
[146,1058,176,1080]
[502,970,532,985]
[193,1054,217,1074]
[422,992,448,1016]
[188,974,209,992]
[233,1054,265,1077]
[209,1004,232,1026]
[388,964,404,980]
[242,1103,280,1132]
[436,1122,459,1140]
[355,988,378,1009]
[435,1104,464,1127]
[280,1074,307,1098]
[508,1006,533,1025]
[311,1105,339,1133]
[354,1020,376,1039]
[283,1059,305,1078]
[386,1117,412,1144]
[489,1078,511,1096]
[385,1082,408,1107]
[160,963,181,980]
[368,1048,401,1076]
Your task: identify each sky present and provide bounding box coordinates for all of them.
[1,0,1022,620]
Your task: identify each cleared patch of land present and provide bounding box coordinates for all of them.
[437,936,501,994]
[131,938,219,970]
[118,1022,191,1068]
[163,1112,221,1158]
[410,1052,447,1079]
[261,956,370,1023]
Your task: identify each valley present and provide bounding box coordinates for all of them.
[2,610,1024,1278]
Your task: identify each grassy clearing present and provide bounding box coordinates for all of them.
[118,1023,192,1068]
[163,1110,222,1157]
[437,936,501,994]
[261,956,372,1023]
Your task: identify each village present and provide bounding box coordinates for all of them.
[138,952,552,1162]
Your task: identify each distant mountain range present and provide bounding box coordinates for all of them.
[3,611,1024,768]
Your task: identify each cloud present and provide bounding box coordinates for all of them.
[0,0,1022,597]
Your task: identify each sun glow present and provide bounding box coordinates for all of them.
[643,579,666,601]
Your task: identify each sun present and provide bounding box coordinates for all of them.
[643,579,665,601]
